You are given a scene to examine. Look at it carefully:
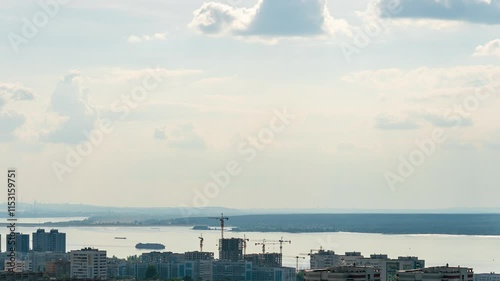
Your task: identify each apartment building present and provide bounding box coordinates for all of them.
[70,248,107,280]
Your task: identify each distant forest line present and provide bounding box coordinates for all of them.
[16,213,500,236]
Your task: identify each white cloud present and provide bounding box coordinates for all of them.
[342,65,500,101]
[473,39,500,58]
[0,82,35,103]
[419,109,473,127]
[375,109,475,131]
[189,0,353,41]
[41,71,97,144]
[356,0,462,31]
[0,111,26,141]
[388,18,462,30]
[89,67,203,83]
[375,113,420,130]
[127,33,167,43]
[378,0,500,25]
[0,82,35,141]
[154,126,166,140]
[190,2,255,35]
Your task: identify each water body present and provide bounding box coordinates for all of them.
[11,217,88,224]
[4,225,499,273]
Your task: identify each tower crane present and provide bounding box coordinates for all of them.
[278,237,291,256]
[255,239,269,254]
[254,237,291,256]
[285,255,307,273]
[198,234,204,252]
[209,213,229,239]
[305,246,324,255]
[243,235,250,255]
[293,256,306,273]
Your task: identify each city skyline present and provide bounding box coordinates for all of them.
[1,0,499,209]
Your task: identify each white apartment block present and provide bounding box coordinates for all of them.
[305,265,381,281]
[309,250,424,281]
[474,273,500,281]
[398,266,473,281]
[310,250,364,269]
[70,248,107,280]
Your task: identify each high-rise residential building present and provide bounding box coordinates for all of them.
[32,229,66,253]
[475,273,500,281]
[32,229,47,252]
[70,248,107,280]
[219,238,244,262]
[397,265,473,281]
[304,265,381,281]
[5,232,29,253]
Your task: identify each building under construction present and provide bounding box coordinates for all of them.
[244,253,282,267]
[208,214,294,281]
[219,238,244,262]
[185,251,214,261]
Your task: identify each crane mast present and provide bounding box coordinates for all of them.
[209,213,229,239]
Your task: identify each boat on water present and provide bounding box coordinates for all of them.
[135,243,165,250]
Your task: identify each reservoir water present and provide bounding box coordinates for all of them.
[4,224,500,273]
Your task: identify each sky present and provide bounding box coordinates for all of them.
[0,0,499,210]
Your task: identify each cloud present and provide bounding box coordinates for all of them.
[0,82,35,103]
[473,39,500,57]
[378,0,500,24]
[375,109,476,131]
[420,110,473,127]
[0,111,26,141]
[0,82,34,141]
[189,0,352,41]
[154,126,166,140]
[155,123,207,150]
[244,0,333,36]
[89,67,202,83]
[190,2,254,35]
[375,113,420,130]
[41,71,97,144]
[342,65,500,101]
[128,33,167,43]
